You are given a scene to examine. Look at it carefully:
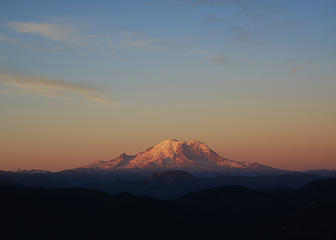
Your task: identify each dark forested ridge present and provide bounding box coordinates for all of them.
[0,169,332,198]
[1,177,336,239]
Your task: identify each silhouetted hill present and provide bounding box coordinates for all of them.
[1,177,336,239]
[203,173,321,189]
[148,170,197,184]
[301,177,336,202]
[0,169,329,198]
[177,185,287,225]
[304,169,336,177]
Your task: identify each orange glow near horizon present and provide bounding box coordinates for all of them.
[0,99,335,171]
[0,136,335,171]
[1,0,336,173]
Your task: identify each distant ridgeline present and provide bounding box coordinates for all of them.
[1,139,336,198]
[1,175,336,239]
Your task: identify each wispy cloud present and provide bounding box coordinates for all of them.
[121,32,156,48]
[177,0,288,21]
[204,55,227,64]
[177,0,289,46]
[124,38,154,47]
[228,24,257,43]
[189,49,228,64]
[4,21,156,55]
[6,21,80,44]
[0,72,110,104]
[0,34,20,43]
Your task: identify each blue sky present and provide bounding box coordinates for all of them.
[1,0,335,101]
[0,0,335,170]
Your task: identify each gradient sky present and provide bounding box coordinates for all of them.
[0,0,335,171]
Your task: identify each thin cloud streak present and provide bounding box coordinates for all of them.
[0,72,110,104]
[204,55,227,64]
[189,49,228,64]
[0,34,20,43]
[6,21,80,44]
[177,0,288,21]
[4,21,156,55]
[121,32,156,48]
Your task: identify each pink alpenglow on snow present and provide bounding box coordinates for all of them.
[85,139,277,173]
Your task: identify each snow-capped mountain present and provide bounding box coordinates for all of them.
[85,139,281,174]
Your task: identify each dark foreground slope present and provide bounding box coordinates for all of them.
[0,169,327,198]
[1,178,336,240]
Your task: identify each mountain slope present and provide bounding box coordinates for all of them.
[85,138,280,174]
[3,178,336,239]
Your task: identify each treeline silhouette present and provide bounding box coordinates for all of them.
[1,177,336,239]
[0,169,329,198]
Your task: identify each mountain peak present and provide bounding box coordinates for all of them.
[163,138,180,143]
[84,138,276,173]
[119,152,128,157]
[150,138,183,155]
[152,138,210,156]
[187,138,202,144]
[157,138,205,148]
[186,139,207,147]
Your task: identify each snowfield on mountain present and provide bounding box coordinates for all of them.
[85,139,282,174]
